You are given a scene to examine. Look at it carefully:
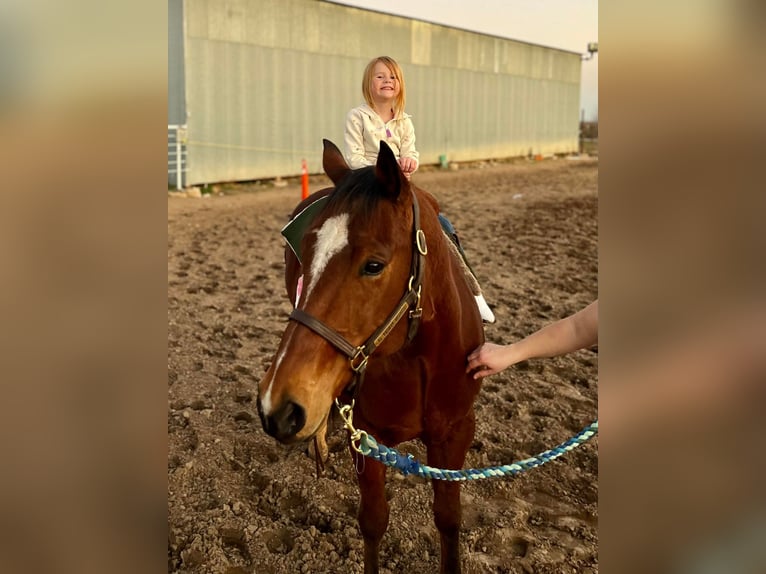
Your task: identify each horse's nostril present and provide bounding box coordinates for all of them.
[279,400,306,437]
[262,400,306,441]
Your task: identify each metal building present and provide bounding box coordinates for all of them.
[168,0,582,188]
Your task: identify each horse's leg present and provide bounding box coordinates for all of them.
[353,450,389,574]
[427,412,476,574]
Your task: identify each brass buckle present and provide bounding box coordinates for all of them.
[350,347,369,373]
[416,229,428,255]
[409,285,422,319]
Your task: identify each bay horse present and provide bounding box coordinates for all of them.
[257,139,484,573]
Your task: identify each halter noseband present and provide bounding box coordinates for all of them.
[288,193,427,395]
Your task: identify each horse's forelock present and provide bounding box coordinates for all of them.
[323,167,401,223]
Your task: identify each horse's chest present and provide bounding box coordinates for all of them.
[357,371,424,441]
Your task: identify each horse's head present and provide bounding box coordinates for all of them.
[257,140,426,444]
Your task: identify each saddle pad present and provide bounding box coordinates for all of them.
[280,195,329,263]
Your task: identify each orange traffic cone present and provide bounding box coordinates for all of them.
[301,159,309,200]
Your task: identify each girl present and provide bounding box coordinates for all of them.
[343,56,495,323]
[344,56,419,180]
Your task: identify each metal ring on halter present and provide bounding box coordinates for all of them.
[335,398,354,417]
[416,229,428,255]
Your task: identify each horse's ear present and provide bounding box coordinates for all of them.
[322,139,351,185]
[375,140,408,200]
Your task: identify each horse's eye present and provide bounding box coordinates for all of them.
[362,260,385,276]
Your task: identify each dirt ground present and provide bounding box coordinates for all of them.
[168,157,599,574]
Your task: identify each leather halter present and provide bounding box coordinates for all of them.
[289,192,428,395]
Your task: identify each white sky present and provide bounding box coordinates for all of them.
[334,0,599,120]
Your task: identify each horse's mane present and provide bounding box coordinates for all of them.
[321,167,391,224]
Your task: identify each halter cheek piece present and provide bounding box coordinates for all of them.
[288,193,427,397]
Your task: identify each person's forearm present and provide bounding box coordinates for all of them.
[514,301,598,361]
[510,320,579,362]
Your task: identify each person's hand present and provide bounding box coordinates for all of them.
[399,157,417,176]
[466,343,517,379]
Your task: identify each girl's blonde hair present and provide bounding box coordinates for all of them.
[361,56,407,118]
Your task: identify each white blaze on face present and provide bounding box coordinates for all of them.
[303,213,349,302]
[261,213,349,416]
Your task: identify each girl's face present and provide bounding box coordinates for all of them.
[370,62,400,104]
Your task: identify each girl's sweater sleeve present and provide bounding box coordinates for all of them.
[344,109,371,169]
[399,117,419,166]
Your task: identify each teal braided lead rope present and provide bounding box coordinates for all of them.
[357,421,598,481]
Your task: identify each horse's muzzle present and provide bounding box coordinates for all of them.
[256,396,306,443]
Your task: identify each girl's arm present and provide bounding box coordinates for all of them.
[398,117,419,173]
[344,109,371,169]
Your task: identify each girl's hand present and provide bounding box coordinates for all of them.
[399,157,417,176]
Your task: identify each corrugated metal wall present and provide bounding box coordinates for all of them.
[179,0,581,186]
[168,0,186,125]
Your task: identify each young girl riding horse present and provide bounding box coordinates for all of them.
[344,56,495,324]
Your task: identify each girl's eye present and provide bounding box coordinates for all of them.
[362,260,385,276]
